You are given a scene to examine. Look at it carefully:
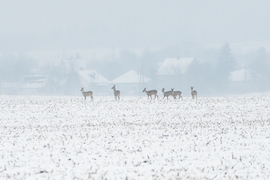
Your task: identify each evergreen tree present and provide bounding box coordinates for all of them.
[217,43,235,80]
[215,43,235,93]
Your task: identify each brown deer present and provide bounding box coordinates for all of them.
[111,85,120,100]
[142,88,158,99]
[162,88,174,99]
[81,87,93,101]
[191,86,197,100]
[171,88,183,99]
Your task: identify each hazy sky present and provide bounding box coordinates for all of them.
[1,0,270,52]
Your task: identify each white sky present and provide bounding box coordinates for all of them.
[1,0,270,51]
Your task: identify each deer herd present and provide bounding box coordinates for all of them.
[81,85,198,101]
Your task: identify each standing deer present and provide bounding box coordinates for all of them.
[111,85,120,100]
[171,88,183,99]
[142,88,158,99]
[162,88,174,99]
[81,87,93,101]
[191,86,197,100]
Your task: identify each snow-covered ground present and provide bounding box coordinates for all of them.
[0,95,270,179]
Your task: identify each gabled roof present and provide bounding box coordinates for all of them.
[157,58,195,75]
[77,69,110,84]
[112,70,152,83]
[228,69,256,82]
[19,75,49,89]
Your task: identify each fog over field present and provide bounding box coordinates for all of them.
[1,2,270,179]
[1,1,270,96]
[1,0,270,50]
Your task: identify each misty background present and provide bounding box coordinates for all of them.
[1,0,270,96]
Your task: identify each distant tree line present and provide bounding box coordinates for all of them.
[0,54,38,83]
[87,43,270,94]
[1,43,270,95]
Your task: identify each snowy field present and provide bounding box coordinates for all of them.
[0,95,270,179]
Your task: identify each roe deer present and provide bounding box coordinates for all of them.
[171,88,183,99]
[142,88,158,99]
[162,88,174,99]
[191,86,197,100]
[81,87,93,101]
[111,85,120,100]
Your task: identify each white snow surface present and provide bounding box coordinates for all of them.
[0,95,270,179]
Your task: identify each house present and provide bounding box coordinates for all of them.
[17,75,53,95]
[156,58,199,93]
[77,69,111,95]
[57,69,111,95]
[227,68,258,93]
[112,70,153,95]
